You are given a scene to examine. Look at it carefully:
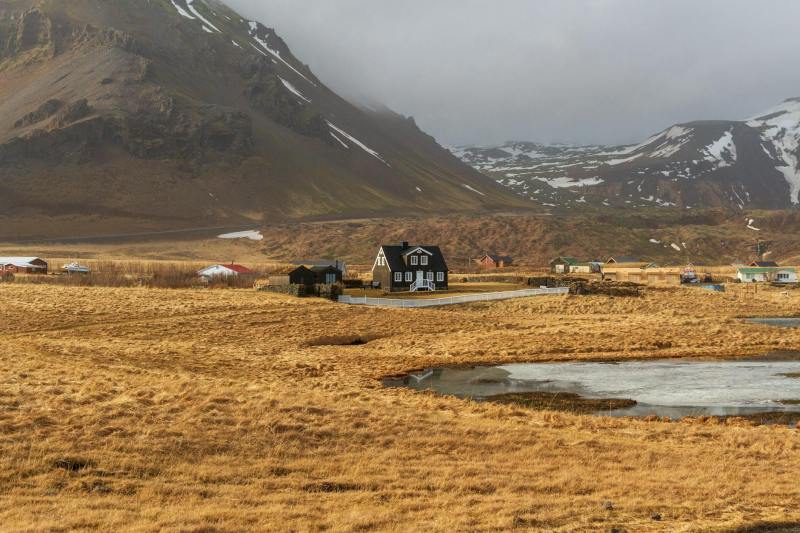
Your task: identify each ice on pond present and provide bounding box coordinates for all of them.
[386,358,800,419]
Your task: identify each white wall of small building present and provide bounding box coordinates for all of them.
[198,265,237,278]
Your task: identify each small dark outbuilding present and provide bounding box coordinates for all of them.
[289,266,317,286]
[311,265,343,285]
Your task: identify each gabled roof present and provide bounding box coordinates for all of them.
[750,261,779,267]
[379,245,448,272]
[292,259,346,268]
[0,257,45,267]
[607,256,640,264]
[550,256,579,265]
[226,264,253,274]
[310,265,341,274]
[199,263,253,274]
[739,266,795,274]
[484,254,513,263]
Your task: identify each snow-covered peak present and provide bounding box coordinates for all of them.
[747,98,800,204]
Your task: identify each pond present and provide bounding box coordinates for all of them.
[746,318,800,328]
[384,359,800,422]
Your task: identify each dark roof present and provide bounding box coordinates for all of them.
[550,256,579,265]
[750,261,779,267]
[608,256,640,264]
[485,254,513,263]
[380,245,448,272]
[292,259,345,268]
[310,265,341,274]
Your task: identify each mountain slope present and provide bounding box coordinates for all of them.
[0,0,521,237]
[454,98,800,210]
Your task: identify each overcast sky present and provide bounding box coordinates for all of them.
[227,0,800,147]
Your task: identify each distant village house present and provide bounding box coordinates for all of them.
[0,257,48,275]
[737,266,797,284]
[476,254,513,269]
[372,242,448,292]
[549,257,601,274]
[292,259,347,278]
[197,263,253,279]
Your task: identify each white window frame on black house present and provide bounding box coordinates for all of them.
[410,255,418,266]
[427,271,434,281]
[421,256,428,266]
[436,272,445,282]
[394,272,402,282]
[405,271,413,282]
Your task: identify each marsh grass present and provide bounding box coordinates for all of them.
[1,283,800,531]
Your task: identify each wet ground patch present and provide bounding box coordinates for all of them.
[746,317,800,328]
[54,457,93,472]
[491,391,636,414]
[727,522,800,533]
[385,359,800,424]
[302,481,373,493]
[305,335,381,347]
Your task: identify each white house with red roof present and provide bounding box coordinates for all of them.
[197,263,254,279]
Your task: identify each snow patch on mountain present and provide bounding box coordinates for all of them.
[326,121,388,165]
[748,99,800,204]
[218,230,264,241]
[463,184,486,196]
[329,131,349,149]
[280,77,311,103]
[534,176,604,188]
[186,0,221,32]
[703,129,737,169]
[249,22,317,86]
[169,0,195,19]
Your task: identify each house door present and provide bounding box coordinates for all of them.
[416,271,424,285]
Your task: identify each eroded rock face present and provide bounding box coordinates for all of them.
[14,8,54,54]
[14,98,64,128]
[239,55,331,144]
[1,97,253,165]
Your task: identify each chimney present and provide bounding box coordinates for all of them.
[400,241,409,250]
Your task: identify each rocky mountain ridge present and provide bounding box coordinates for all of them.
[453,98,800,211]
[0,0,520,239]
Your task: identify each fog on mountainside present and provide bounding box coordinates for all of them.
[227,0,800,146]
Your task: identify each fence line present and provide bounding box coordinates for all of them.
[337,287,569,308]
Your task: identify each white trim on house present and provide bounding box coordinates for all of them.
[394,272,402,282]
[373,248,391,271]
[405,271,412,282]
[403,247,432,256]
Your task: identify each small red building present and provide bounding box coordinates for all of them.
[476,254,513,269]
[0,257,48,274]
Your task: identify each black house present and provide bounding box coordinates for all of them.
[371,242,449,292]
[311,265,342,285]
[288,266,317,286]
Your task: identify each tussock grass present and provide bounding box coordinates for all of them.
[1,284,799,530]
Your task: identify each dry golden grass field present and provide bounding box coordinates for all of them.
[2,283,800,532]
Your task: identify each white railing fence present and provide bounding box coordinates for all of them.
[338,287,569,308]
[410,279,435,292]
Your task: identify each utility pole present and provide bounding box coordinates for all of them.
[748,239,772,262]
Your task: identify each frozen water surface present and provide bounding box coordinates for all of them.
[385,359,800,419]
